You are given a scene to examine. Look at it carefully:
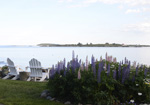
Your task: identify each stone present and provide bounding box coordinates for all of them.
[64,101,71,105]
[41,92,47,98]
[40,90,50,98]
[46,96,52,100]
[50,98,55,101]
[56,100,60,102]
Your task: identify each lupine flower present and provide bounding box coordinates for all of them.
[97,62,102,83]
[63,58,66,70]
[100,56,102,61]
[86,56,88,71]
[72,59,76,73]
[144,68,148,77]
[136,66,138,76]
[67,62,70,71]
[122,60,123,65]
[91,56,96,77]
[104,63,107,70]
[113,70,116,79]
[57,62,60,74]
[132,75,135,82]
[122,67,127,84]
[50,65,55,78]
[118,63,121,78]
[107,64,110,76]
[80,63,84,71]
[125,57,127,64]
[132,61,136,68]
[78,69,81,79]
[64,70,66,76]
[105,52,108,61]
[113,57,117,63]
[79,59,81,67]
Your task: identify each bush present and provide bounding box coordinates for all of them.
[47,53,150,105]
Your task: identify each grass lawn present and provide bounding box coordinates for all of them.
[0,79,64,105]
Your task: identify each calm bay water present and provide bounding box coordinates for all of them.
[0,46,150,69]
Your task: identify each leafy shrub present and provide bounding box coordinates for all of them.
[47,52,150,105]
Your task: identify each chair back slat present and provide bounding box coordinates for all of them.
[7,58,18,75]
[29,58,42,77]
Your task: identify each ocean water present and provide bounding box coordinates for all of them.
[0,46,150,69]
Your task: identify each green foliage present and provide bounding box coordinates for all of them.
[47,61,150,105]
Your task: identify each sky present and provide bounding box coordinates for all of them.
[0,0,150,45]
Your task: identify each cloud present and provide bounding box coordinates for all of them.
[125,21,150,33]
[125,9,141,14]
[58,0,73,3]
[60,0,150,14]
[83,0,150,6]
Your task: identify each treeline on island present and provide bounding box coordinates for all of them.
[37,43,150,47]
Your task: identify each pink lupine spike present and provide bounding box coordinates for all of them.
[78,69,81,79]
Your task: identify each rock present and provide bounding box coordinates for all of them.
[41,92,47,98]
[40,90,49,98]
[50,98,55,101]
[46,96,52,100]
[56,100,60,102]
[64,101,71,105]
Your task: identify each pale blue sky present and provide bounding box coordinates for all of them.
[0,0,150,45]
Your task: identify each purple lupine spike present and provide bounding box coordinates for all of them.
[100,56,102,61]
[113,70,117,79]
[118,63,121,78]
[122,67,127,84]
[122,60,123,65]
[140,65,143,70]
[91,56,96,77]
[101,61,104,71]
[136,66,138,76]
[72,59,76,72]
[83,63,85,70]
[64,70,66,76]
[50,65,55,79]
[67,62,70,71]
[128,61,131,68]
[97,62,102,83]
[107,64,110,76]
[104,63,107,70]
[91,55,94,65]
[79,59,81,67]
[63,58,66,70]
[144,68,147,77]
[125,57,126,64]
[132,75,135,82]
[57,62,60,74]
[86,56,88,71]
[105,52,108,61]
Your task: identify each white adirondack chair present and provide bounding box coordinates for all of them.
[27,58,49,82]
[3,58,21,80]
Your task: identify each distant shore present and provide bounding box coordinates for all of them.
[37,43,150,47]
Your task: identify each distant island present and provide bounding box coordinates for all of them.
[37,43,150,47]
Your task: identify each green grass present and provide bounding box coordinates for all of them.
[0,79,64,105]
